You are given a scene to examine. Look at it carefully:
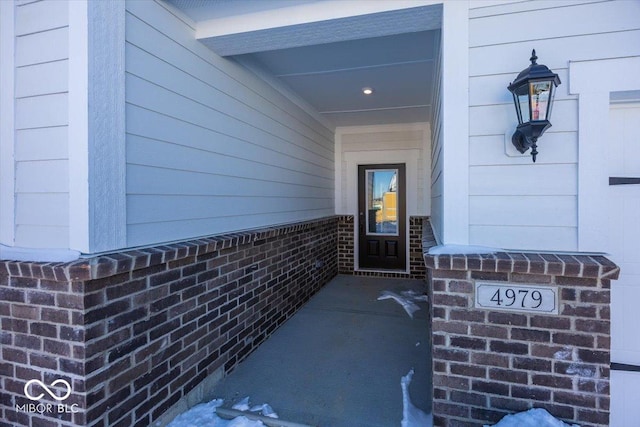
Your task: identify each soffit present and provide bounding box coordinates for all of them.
[165,0,442,127]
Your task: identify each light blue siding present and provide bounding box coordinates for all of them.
[125,1,335,247]
[13,0,70,248]
[467,0,640,251]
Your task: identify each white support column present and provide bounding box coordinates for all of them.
[68,0,126,254]
[0,1,16,246]
[422,122,432,216]
[334,130,344,214]
[441,0,470,245]
[68,0,90,252]
[576,90,609,252]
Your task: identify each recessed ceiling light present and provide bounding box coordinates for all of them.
[362,87,374,95]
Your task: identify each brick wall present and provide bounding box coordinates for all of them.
[0,217,338,427]
[409,217,432,279]
[0,271,86,427]
[337,215,354,274]
[424,252,619,427]
[338,215,431,279]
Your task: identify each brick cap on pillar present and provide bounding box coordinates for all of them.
[424,251,619,280]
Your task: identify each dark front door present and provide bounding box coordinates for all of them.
[358,164,406,270]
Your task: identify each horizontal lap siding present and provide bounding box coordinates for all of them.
[430,31,443,243]
[468,0,640,251]
[125,1,335,247]
[13,0,69,248]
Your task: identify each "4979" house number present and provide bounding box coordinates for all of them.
[475,282,558,314]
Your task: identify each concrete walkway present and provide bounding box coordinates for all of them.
[209,274,432,427]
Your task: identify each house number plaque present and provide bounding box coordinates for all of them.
[475,282,558,314]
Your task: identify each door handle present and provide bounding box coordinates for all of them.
[611,362,640,372]
[609,177,640,185]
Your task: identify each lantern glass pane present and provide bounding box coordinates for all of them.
[517,92,530,123]
[546,84,556,120]
[512,93,523,123]
[529,81,552,121]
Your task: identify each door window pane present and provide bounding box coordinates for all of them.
[366,169,398,235]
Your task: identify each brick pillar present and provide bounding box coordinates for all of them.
[424,252,619,427]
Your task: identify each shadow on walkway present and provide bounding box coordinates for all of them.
[210,274,432,427]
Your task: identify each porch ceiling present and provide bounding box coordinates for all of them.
[165,0,442,127]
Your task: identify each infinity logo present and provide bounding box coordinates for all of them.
[24,379,72,401]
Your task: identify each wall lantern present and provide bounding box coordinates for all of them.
[508,50,561,162]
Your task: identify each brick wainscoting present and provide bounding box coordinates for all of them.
[337,215,355,274]
[0,217,338,427]
[338,215,431,279]
[424,252,619,427]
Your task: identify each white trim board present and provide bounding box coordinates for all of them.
[68,1,126,253]
[68,0,89,252]
[87,0,126,253]
[0,1,16,246]
[440,0,470,245]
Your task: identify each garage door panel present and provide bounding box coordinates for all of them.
[612,284,640,364]
[608,103,640,427]
[622,197,640,261]
[611,371,640,427]
[617,264,640,276]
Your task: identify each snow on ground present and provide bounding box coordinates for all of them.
[428,244,499,255]
[230,396,278,418]
[166,399,267,427]
[231,397,251,412]
[166,372,434,427]
[248,404,278,419]
[401,369,433,427]
[485,408,580,427]
[378,290,428,318]
[168,398,578,427]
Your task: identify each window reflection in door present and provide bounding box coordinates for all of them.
[366,169,398,235]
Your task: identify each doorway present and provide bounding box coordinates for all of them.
[358,164,406,270]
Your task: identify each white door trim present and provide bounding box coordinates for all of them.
[345,150,419,273]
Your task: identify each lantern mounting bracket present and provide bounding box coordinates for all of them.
[511,120,552,162]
